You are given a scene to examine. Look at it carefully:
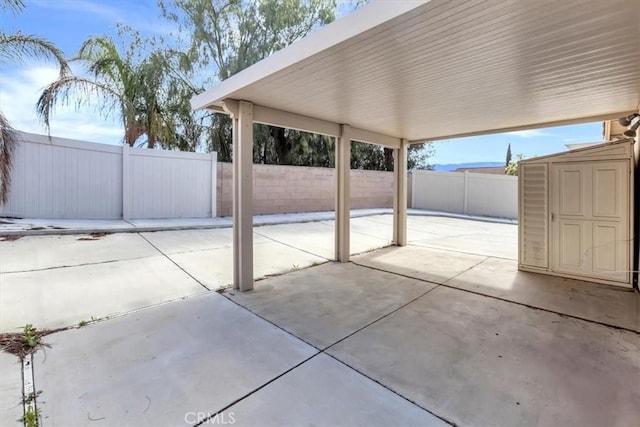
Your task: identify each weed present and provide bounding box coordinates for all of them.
[23,325,38,348]
[19,406,40,427]
[78,320,88,328]
[291,264,300,271]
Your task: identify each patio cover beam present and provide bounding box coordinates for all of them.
[254,104,401,149]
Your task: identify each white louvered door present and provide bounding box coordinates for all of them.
[520,163,548,269]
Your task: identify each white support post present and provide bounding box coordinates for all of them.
[233,101,254,291]
[122,144,130,220]
[393,139,408,246]
[211,151,217,217]
[335,125,351,262]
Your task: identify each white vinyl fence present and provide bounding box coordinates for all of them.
[0,132,217,219]
[412,170,517,219]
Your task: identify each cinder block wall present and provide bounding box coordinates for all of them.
[216,162,399,217]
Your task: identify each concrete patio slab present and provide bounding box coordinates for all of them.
[0,256,205,332]
[352,245,487,285]
[328,286,640,427]
[348,216,393,241]
[169,240,327,290]
[141,228,235,255]
[228,263,437,349]
[360,215,446,242]
[410,234,517,260]
[447,257,640,332]
[252,221,336,259]
[226,353,447,427]
[0,233,158,273]
[253,220,391,260]
[33,292,317,427]
[0,353,22,427]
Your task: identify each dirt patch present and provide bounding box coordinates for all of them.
[0,235,22,241]
[29,226,46,231]
[0,326,66,359]
[77,231,113,241]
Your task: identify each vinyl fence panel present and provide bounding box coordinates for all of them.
[126,147,216,219]
[0,133,122,219]
[0,132,217,220]
[412,170,517,219]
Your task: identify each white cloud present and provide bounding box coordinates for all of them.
[506,129,553,138]
[0,65,123,144]
[31,0,179,37]
[32,0,122,21]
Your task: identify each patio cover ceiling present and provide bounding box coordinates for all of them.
[192,0,640,142]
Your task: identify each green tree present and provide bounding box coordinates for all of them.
[159,0,337,162]
[0,0,71,204]
[505,143,512,166]
[505,153,526,176]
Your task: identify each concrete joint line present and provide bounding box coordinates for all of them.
[137,233,211,291]
[354,258,640,335]
[194,352,322,427]
[252,229,332,261]
[322,352,455,426]
[221,291,454,426]
[322,280,442,353]
[409,242,517,262]
[441,256,491,286]
[2,254,156,275]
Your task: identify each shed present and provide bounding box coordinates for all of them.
[518,139,635,288]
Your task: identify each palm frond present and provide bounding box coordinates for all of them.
[1,0,25,13]
[0,111,18,204]
[0,32,70,77]
[36,75,125,133]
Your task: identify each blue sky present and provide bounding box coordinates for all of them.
[1,0,604,164]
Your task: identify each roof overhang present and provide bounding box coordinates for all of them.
[192,0,640,143]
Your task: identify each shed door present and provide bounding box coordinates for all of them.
[551,161,629,283]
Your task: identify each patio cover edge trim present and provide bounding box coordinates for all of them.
[190,0,428,111]
[407,111,638,144]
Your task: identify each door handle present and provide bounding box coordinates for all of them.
[551,212,555,222]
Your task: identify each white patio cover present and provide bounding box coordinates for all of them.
[193,0,640,142]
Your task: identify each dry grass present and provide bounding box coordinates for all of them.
[0,325,65,359]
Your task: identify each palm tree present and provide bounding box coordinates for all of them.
[37,36,176,148]
[0,0,71,204]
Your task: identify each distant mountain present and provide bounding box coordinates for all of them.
[432,161,504,171]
